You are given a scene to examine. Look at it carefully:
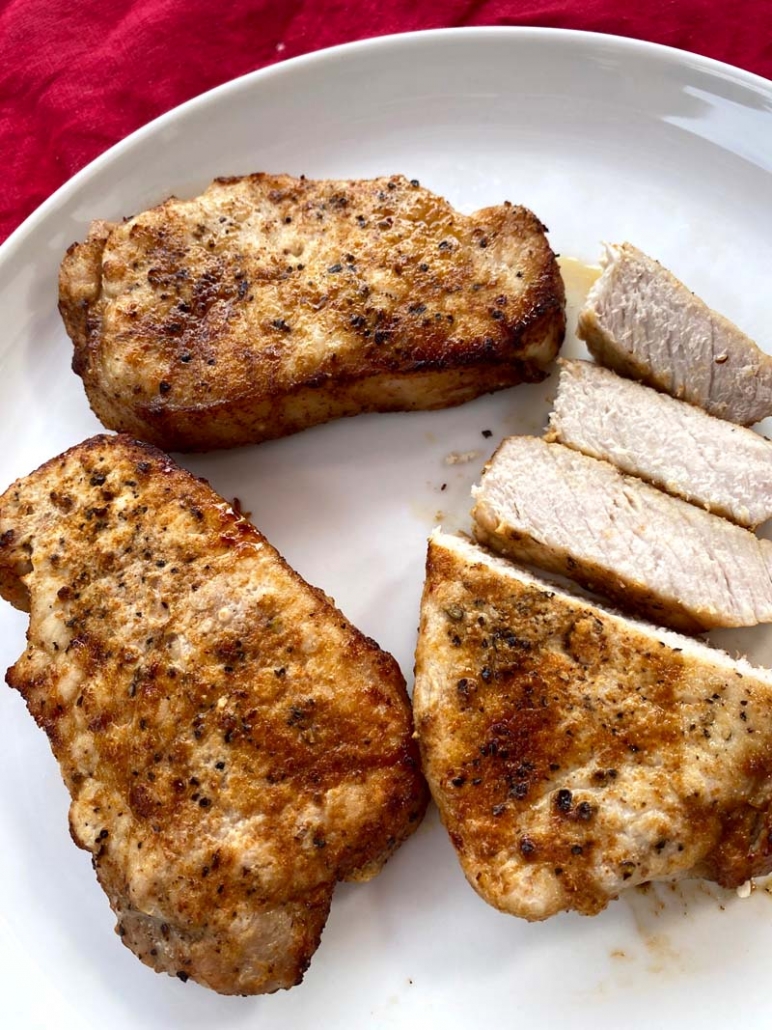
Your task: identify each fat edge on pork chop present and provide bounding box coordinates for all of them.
[0,434,427,994]
[414,531,772,920]
[59,173,565,450]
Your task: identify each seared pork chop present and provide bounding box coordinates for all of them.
[548,359,772,528]
[0,434,427,995]
[59,173,565,451]
[577,243,772,425]
[471,436,772,632]
[414,531,772,920]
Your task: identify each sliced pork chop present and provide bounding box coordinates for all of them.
[547,359,772,528]
[0,434,427,995]
[414,530,772,920]
[59,173,565,451]
[577,243,772,425]
[471,436,772,633]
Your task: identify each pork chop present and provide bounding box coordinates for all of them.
[577,243,772,425]
[0,434,427,994]
[548,359,772,528]
[59,173,565,451]
[414,530,772,920]
[471,436,772,632]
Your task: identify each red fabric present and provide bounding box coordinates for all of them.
[2,0,770,243]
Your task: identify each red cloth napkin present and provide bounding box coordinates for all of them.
[2,0,770,243]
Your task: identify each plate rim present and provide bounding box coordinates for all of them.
[3,20,772,1026]
[3,25,772,262]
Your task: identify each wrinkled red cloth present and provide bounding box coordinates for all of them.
[1,0,770,243]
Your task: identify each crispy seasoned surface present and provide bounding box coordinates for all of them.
[0,435,427,994]
[59,173,565,450]
[414,532,772,920]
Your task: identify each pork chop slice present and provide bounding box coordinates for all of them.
[0,434,427,995]
[547,359,772,528]
[471,436,772,632]
[59,173,565,451]
[577,243,772,425]
[414,530,772,920]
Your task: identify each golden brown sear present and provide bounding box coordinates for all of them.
[414,531,772,920]
[59,173,565,450]
[0,434,427,993]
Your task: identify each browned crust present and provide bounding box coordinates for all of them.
[0,433,428,993]
[59,220,114,370]
[471,517,707,635]
[100,358,556,452]
[59,173,565,451]
[414,535,772,921]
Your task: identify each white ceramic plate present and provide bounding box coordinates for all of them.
[2,27,772,1029]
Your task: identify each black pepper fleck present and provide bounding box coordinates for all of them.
[520,836,536,857]
[555,789,573,812]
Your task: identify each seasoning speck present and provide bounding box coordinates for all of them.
[555,789,573,812]
[520,836,536,857]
